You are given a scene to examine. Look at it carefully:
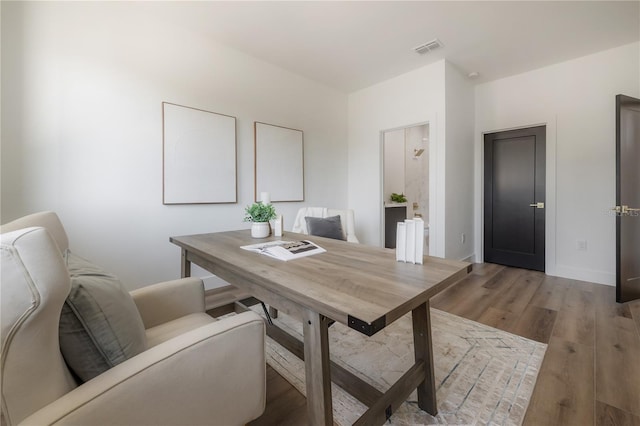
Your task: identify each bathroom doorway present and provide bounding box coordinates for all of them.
[381,123,430,253]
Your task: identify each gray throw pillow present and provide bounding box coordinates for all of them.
[59,252,147,383]
[305,215,346,241]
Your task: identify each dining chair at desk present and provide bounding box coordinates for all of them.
[291,207,359,243]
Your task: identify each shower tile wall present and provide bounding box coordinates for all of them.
[405,125,429,223]
[383,128,406,203]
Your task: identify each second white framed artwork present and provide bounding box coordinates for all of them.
[254,122,304,202]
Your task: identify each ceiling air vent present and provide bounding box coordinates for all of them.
[414,39,443,55]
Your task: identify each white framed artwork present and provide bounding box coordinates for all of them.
[162,102,237,204]
[254,122,304,202]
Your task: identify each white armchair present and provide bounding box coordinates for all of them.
[291,207,359,243]
[1,212,265,426]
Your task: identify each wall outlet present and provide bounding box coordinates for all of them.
[577,240,587,251]
[461,233,466,244]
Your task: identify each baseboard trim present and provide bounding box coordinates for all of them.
[460,254,476,263]
[552,264,615,286]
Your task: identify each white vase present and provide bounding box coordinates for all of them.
[251,222,270,238]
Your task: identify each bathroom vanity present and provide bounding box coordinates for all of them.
[384,203,408,248]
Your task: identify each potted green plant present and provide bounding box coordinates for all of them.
[390,193,407,203]
[244,202,277,238]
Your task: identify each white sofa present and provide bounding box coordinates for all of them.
[1,212,265,426]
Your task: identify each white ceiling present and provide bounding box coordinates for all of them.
[147,1,640,93]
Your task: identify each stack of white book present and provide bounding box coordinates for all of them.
[395,218,425,264]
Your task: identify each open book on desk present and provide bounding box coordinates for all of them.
[241,240,326,261]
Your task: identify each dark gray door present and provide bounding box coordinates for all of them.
[616,95,640,303]
[484,126,546,271]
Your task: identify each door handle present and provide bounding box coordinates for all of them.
[529,202,544,209]
[612,205,640,215]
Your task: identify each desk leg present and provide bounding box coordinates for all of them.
[302,308,333,426]
[268,306,279,319]
[181,249,191,278]
[412,301,437,415]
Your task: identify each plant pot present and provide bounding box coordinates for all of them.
[251,222,270,238]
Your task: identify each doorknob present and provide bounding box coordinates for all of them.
[615,205,640,215]
[529,202,544,209]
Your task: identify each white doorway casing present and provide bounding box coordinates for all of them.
[380,119,443,257]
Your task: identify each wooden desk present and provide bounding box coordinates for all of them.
[171,230,470,426]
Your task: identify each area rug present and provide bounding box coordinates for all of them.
[249,306,546,425]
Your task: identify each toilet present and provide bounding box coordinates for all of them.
[424,224,430,253]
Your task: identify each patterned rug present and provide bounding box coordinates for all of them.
[251,307,546,425]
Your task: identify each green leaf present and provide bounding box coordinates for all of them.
[390,193,407,203]
[244,202,277,222]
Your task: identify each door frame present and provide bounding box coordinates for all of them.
[380,119,443,257]
[475,119,557,275]
[483,126,546,271]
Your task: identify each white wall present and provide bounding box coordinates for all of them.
[4,1,636,289]
[348,61,446,254]
[1,2,348,289]
[475,42,640,285]
[444,62,475,261]
[382,128,405,202]
[348,60,475,261]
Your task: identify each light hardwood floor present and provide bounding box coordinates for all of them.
[248,263,640,426]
